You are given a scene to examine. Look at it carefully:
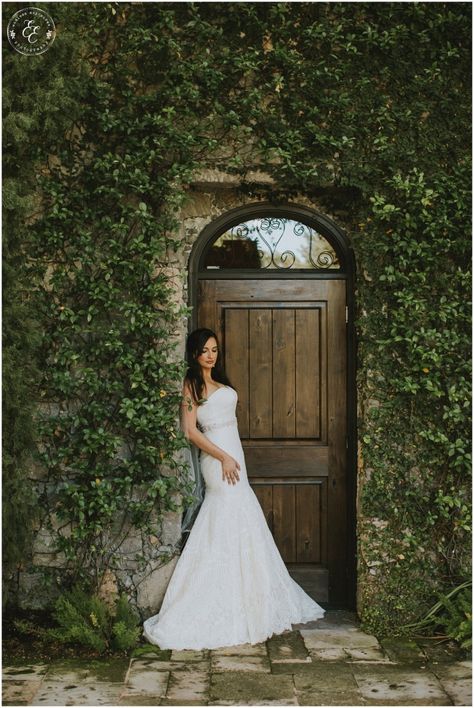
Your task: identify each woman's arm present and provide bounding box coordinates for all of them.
[180,381,240,485]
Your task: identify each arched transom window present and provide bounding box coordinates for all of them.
[202,217,341,270]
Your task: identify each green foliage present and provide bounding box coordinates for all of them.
[437,586,472,650]
[48,585,140,654]
[400,579,472,650]
[3,1,470,633]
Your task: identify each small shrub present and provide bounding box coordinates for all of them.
[48,585,140,654]
[436,584,472,650]
[401,579,472,650]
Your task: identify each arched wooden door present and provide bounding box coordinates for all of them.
[189,203,356,608]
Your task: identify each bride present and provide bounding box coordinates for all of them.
[143,327,325,650]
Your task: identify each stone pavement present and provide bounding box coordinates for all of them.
[3,610,471,706]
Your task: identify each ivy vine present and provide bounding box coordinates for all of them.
[3,1,470,632]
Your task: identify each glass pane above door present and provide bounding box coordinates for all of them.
[203,217,341,270]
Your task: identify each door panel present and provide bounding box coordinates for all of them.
[249,310,273,438]
[197,279,346,604]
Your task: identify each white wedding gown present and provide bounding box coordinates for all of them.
[143,385,325,650]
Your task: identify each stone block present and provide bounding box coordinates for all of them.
[135,555,179,615]
[2,680,43,705]
[31,552,66,568]
[430,660,472,707]
[301,626,381,650]
[161,510,182,546]
[17,569,61,610]
[344,645,393,662]
[170,649,210,661]
[32,528,63,555]
[181,194,213,218]
[380,636,427,663]
[295,688,363,705]
[3,664,48,681]
[166,664,210,702]
[209,701,297,706]
[351,662,450,705]
[31,679,123,706]
[210,670,296,704]
[115,529,144,557]
[210,642,267,657]
[42,661,90,683]
[211,654,271,673]
[267,629,310,663]
[190,168,240,190]
[291,658,363,704]
[125,659,170,696]
[131,649,172,662]
[119,696,167,706]
[291,660,359,687]
[309,646,348,661]
[86,657,130,683]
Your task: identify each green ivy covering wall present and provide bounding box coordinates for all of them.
[3,1,470,633]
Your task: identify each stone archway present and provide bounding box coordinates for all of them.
[184,199,358,609]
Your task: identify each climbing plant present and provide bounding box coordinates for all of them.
[3,1,470,634]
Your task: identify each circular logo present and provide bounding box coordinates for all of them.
[7,7,56,56]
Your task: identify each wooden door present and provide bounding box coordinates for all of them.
[198,279,347,605]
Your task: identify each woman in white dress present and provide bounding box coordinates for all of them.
[143,328,325,650]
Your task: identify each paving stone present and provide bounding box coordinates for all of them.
[379,636,428,663]
[210,641,267,656]
[128,657,203,672]
[41,660,90,683]
[132,646,172,661]
[351,662,451,705]
[209,701,298,706]
[2,679,43,705]
[430,659,472,706]
[31,679,123,706]
[295,689,363,706]
[271,661,319,674]
[210,670,296,704]
[211,653,271,672]
[165,664,210,702]
[308,646,349,661]
[3,664,48,681]
[267,629,311,663]
[126,659,170,696]
[170,649,210,661]
[343,645,393,662]
[293,669,364,704]
[291,661,359,690]
[119,695,166,706]
[162,701,208,706]
[301,626,381,649]
[86,657,130,683]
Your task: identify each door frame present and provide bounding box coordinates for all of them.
[187,201,358,610]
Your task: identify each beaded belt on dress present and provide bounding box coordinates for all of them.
[200,416,238,433]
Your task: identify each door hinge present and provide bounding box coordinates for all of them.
[345,305,349,323]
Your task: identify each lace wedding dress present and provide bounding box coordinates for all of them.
[143,385,325,650]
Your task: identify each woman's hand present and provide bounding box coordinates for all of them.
[221,454,241,485]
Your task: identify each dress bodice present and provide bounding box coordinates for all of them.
[196,385,238,433]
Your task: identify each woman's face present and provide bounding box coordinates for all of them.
[197,336,218,373]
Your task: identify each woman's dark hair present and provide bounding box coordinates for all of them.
[184,328,234,404]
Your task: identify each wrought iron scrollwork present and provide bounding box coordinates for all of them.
[204,217,340,270]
